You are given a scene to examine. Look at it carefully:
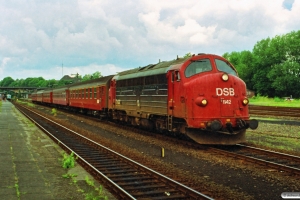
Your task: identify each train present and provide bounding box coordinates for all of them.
[1,93,11,101]
[31,53,258,145]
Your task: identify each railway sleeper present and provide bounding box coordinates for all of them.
[105,169,137,174]
[90,159,122,164]
[90,163,127,168]
[123,183,166,191]
[130,188,182,198]
[107,172,141,178]
[112,176,153,183]
[117,179,160,187]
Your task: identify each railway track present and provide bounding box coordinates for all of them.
[14,103,213,200]
[210,144,300,176]
[249,105,300,118]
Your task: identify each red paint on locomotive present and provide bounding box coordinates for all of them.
[109,54,258,144]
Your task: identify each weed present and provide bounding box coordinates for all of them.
[28,122,35,127]
[51,108,57,116]
[62,173,78,178]
[62,152,76,169]
[15,184,20,198]
[85,176,95,187]
[27,102,35,107]
[85,176,108,200]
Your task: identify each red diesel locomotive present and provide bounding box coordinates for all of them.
[32,53,258,145]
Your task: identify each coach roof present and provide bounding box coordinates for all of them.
[69,75,114,90]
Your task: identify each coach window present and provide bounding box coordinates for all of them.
[89,88,92,99]
[215,59,237,76]
[94,87,97,99]
[185,59,212,78]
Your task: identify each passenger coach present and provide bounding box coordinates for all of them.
[69,75,114,118]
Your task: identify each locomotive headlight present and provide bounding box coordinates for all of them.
[221,73,229,81]
[195,97,208,107]
[242,98,249,105]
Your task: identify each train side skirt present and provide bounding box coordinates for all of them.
[185,128,246,145]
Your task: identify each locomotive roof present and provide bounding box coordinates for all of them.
[68,75,114,89]
[115,57,190,80]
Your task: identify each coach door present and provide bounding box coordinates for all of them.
[100,86,106,109]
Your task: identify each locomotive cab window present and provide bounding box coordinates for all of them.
[185,59,212,78]
[215,59,237,76]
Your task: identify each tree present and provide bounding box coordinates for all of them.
[81,71,102,82]
[92,71,102,78]
[223,30,300,97]
[223,51,255,90]
[0,77,15,87]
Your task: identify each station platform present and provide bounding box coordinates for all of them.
[0,101,92,199]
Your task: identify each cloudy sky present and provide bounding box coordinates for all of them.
[0,0,298,80]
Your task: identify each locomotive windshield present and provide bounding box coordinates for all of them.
[215,59,237,76]
[185,59,212,78]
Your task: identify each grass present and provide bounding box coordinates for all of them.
[15,99,36,108]
[249,96,300,107]
[247,96,300,154]
[246,122,300,154]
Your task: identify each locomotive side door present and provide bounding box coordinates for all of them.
[167,70,174,131]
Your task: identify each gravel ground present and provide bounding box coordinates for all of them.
[20,102,300,200]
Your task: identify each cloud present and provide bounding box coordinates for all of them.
[0,0,299,80]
